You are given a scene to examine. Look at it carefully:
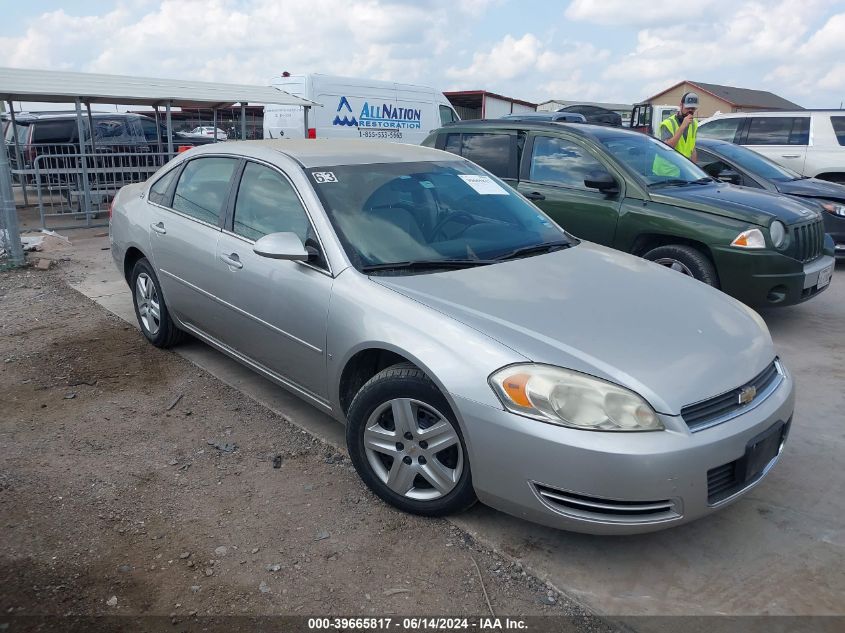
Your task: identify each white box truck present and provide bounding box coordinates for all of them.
[263,73,459,144]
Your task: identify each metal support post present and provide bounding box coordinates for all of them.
[213,108,218,143]
[0,125,25,266]
[240,104,247,140]
[74,98,93,225]
[166,101,174,156]
[303,105,310,138]
[153,106,163,154]
[6,102,27,206]
[85,101,98,155]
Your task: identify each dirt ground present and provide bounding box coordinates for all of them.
[0,264,614,632]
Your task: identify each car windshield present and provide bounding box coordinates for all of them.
[308,160,568,272]
[713,142,802,182]
[598,133,711,187]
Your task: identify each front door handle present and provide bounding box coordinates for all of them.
[150,221,166,234]
[781,154,801,158]
[220,252,243,269]
[524,191,546,201]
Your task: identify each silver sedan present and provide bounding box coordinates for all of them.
[110,140,795,534]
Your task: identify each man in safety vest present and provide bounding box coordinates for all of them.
[660,92,700,161]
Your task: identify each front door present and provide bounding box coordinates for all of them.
[209,160,333,404]
[517,134,622,244]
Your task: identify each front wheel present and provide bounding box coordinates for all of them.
[643,244,720,288]
[346,364,477,517]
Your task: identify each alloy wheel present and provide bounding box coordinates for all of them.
[363,398,464,501]
[135,272,161,336]
[653,257,694,277]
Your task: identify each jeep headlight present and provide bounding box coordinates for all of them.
[489,365,663,431]
[821,202,845,217]
[770,220,786,248]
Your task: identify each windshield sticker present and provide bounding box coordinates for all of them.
[458,175,508,195]
[312,171,338,184]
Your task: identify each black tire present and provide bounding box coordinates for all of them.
[643,244,720,288]
[130,257,184,348]
[346,363,477,517]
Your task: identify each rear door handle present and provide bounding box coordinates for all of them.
[220,252,243,269]
[150,221,166,234]
[781,154,801,158]
[524,191,546,201]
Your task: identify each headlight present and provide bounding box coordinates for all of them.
[489,364,663,431]
[821,202,845,217]
[770,220,786,248]
[731,228,766,249]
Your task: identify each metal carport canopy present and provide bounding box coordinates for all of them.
[0,66,315,108]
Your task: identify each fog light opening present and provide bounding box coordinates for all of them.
[767,285,788,304]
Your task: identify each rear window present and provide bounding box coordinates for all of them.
[830,117,845,146]
[745,117,809,146]
[4,121,31,145]
[32,120,77,144]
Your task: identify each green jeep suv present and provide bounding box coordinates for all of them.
[423,120,835,307]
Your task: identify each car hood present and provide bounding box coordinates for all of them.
[650,182,820,225]
[372,243,775,415]
[776,177,845,203]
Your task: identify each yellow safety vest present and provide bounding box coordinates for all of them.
[652,116,698,177]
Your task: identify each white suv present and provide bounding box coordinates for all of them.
[698,111,845,183]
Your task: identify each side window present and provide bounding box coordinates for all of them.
[831,117,845,146]
[439,105,457,125]
[696,151,732,178]
[140,119,161,142]
[459,133,512,177]
[148,168,179,205]
[443,133,462,155]
[746,117,809,146]
[233,162,311,245]
[172,157,238,224]
[32,120,77,144]
[698,118,742,142]
[528,136,606,189]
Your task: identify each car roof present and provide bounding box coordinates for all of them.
[439,118,635,142]
[696,138,735,150]
[707,110,843,118]
[5,111,148,122]
[188,139,455,168]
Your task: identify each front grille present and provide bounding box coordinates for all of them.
[791,219,825,263]
[681,360,782,432]
[533,483,680,523]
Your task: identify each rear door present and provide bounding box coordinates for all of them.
[740,116,810,175]
[517,133,622,244]
[147,156,240,335]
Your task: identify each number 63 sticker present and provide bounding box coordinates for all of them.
[312,171,338,183]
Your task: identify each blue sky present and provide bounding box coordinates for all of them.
[2,0,844,108]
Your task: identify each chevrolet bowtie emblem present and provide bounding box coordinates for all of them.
[738,385,757,405]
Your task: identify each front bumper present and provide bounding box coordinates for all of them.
[454,366,795,535]
[712,240,835,307]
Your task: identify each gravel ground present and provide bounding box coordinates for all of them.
[0,264,616,632]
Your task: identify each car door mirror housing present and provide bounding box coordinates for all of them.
[253,232,309,261]
[584,170,619,193]
[716,169,742,185]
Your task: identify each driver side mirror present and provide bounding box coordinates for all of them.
[584,170,619,194]
[715,169,742,185]
[253,232,309,261]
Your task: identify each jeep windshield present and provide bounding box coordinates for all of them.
[598,133,712,188]
[307,161,569,273]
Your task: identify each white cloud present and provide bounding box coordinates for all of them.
[565,0,715,26]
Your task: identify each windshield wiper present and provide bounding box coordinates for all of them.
[648,179,697,189]
[494,240,572,261]
[361,259,495,273]
[692,177,713,184]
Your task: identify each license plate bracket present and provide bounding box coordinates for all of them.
[817,265,833,289]
[743,422,785,481]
